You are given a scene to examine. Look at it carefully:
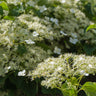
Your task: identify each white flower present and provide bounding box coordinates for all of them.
[84,73,89,76]
[80,70,85,74]
[80,70,89,76]
[88,64,92,68]
[71,33,77,38]
[47,36,54,40]
[79,57,83,61]
[3,10,9,16]
[90,22,94,25]
[50,18,54,22]
[54,46,61,54]
[75,0,80,2]
[7,0,18,5]
[45,16,50,21]
[69,37,78,44]
[25,39,35,44]
[57,67,62,71]
[5,66,11,73]
[60,31,67,36]
[70,8,75,13]
[27,1,35,6]
[5,36,10,43]
[39,5,47,13]
[2,54,7,58]
[61,0,66,3]
[33,31,39,37]
[50,18,58,25]
[7,66,11,70]
[50,61,55,65]
[18,70,26,76]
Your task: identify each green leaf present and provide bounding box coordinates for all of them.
[83,44,96,55]
[17,44,27,56]
[61,82,77,96]
[8,73,38,96]
[61,89,77,96]
[8,5,21,16]
[41,86,52,95]
[86,24,96,32]
[8,90,15,96]
[0,1,9,11]
[37,0,48,6]
[62,89,70,96]
[3,16,15,20]
[0,76,7,87]
[36,42,50,51]
[81,82,96,96]
[61,82,68,90]
[0,6,3,15]
[71,77,78,85]
[41,87,62,96]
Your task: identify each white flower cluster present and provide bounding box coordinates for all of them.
[54,46,61,54]
[18,70,26,76]
[3,0,95,46]
[32,53,96,88]
[7,0,22,5]
[0,44,49,76]
[0,0,96,77]
[25,39,35,44]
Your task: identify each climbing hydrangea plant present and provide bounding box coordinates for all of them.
[32,53,96,96]
[0,0,96,96]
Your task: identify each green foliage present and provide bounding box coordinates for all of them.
[86,24,96,32]
[36,42,51,51]
[0,72,39,96]
[82,82,96,96]
[83,44,96,55]
[17,44,27,56]
[8,5,22,16]
[0,6,3,15]
[32,53,96,96]
[61,79,96,96]
[1,0,96,96]
[0,1,9,11]
[41,86,62,96]
[37,0,48,6]
[3,16,15,20]
[0,76,7,88]
[62,89,77,96]
[80,0,96,21]
[9,76,38,96]
[61,81,77,96]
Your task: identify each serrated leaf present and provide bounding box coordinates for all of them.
[81,82,96,96]
[0,1,9,11]
[86,24,96,32]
